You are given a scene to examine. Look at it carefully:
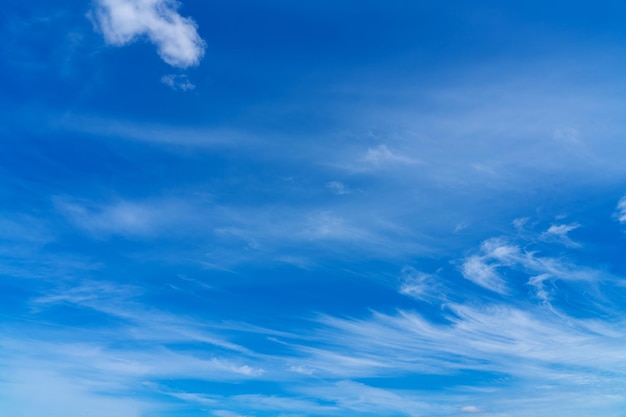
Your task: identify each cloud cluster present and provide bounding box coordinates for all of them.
[90,0,205,68]
[460,232,605,303]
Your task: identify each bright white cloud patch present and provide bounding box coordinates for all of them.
[90,0,205,68]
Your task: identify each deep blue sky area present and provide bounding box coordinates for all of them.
[3,1,626,416]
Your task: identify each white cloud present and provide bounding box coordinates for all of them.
[460,239,521,294]
[90,0,205,68]
[6,217,626,417]
[460,235,605,301]
[31,280,251,354]
[399,267,438,301]
[306,299,626,381]
[462,255,508,295]
[297,297,626,416]
[161,73,195,91]
[544,223,578,236]
[512,217,530,229]
[541,223,580,247]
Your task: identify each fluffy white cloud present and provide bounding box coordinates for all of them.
[90,0,205,68]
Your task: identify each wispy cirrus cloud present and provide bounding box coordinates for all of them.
[89,0,205,68]
[460,233,607,302]
[398,266,440,301]
[541,223,580,247]
[3,214,626,417]
[461,252,509,295]
[0,277,270,414]
[7,2,626,416]
[291,299,626,412]
[31,279,252,354]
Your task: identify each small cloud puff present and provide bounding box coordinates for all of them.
[161,73,195,91]
[544,224,578,236]
[90,0,206,68]
[541,223,580,247]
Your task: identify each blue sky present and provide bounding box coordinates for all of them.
[3,1,626,416]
